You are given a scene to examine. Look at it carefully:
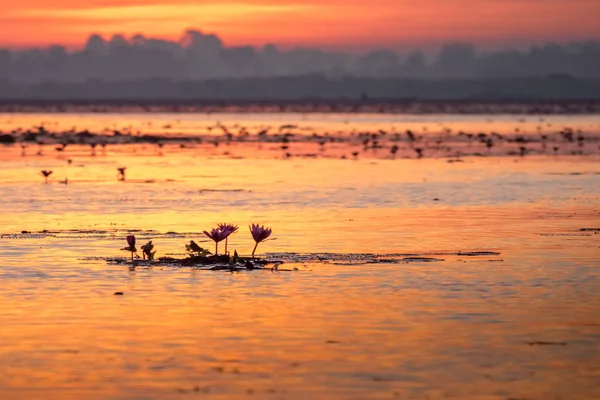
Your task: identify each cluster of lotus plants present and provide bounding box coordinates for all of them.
[121,223,273,262]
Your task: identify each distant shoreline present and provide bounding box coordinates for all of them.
[1,99,600,115]
[2,75,600,113]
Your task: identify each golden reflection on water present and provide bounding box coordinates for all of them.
[1,115,600,399]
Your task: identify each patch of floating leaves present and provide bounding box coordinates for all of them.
[264,251,501,264]
[80,250,503,271]
[82,254,286,271]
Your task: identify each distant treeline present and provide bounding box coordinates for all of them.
[1,30,600,82]
[1,75,600,102]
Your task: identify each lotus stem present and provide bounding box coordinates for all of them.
[215,242,218,255]
[224,238,228,255]
[251,242,258,258]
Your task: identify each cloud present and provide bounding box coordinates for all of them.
[10,3,316,20]
[2,0,599,49]
[1,30,599,84]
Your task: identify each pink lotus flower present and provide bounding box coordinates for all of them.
[249,224,272,257]
[203,228,227,243]
[217,223,238,254]
[217,223,239,237]
[203,227,230,255]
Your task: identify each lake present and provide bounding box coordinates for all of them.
[1,111,599,400]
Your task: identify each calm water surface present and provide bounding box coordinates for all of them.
[1,112,599,400]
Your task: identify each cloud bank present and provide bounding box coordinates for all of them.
[1,30,600,83]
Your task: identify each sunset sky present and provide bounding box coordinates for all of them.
[2,0,600,50]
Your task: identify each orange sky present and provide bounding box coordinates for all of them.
[2,0,600,50]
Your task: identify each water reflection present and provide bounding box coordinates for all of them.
[0,114,599,399]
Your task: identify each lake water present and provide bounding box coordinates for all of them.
[1,112,600,400]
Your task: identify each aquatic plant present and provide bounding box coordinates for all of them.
[249,224,272,257]
[141,240,156,261]
[41,170,52,183]
[217,223,238,254]
[203,227,229,255]
[121,235,137,262]
[117,167,126,181]
[185,240,211,257]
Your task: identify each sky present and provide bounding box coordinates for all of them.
[2,0,600,50]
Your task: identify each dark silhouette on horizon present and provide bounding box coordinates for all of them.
[1,30,600,82]
[1,30,600,101]
[1,75,600,101]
